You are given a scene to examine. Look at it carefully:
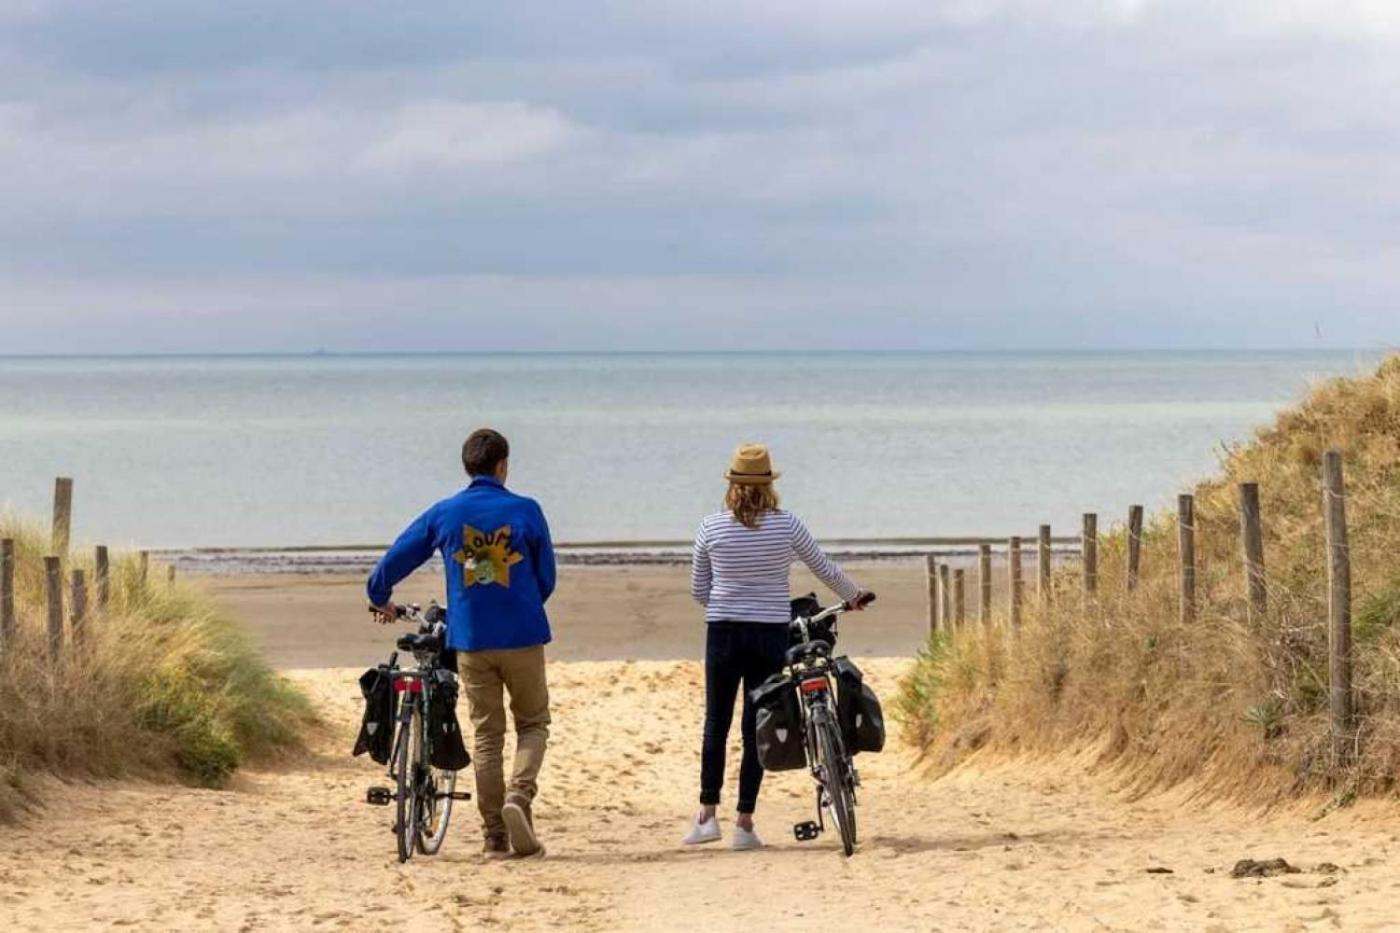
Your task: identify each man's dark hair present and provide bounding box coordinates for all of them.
[462,428,510,477]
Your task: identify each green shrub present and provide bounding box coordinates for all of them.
[0,517,315,818]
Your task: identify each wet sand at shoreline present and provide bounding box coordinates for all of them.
[206,561,940,668]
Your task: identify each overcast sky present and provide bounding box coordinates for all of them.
[1,1,1396,352]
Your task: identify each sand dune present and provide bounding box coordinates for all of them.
[3,654,1398,931]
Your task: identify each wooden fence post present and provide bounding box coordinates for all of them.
[45,556,64,659]
[95,545,110,609]
[978,544,993,625]
[1238,482,1267,621]
[924,555,938,636]
[167,564,176,585]
[71,569,88,642]
[938,563,951,630]
[1178,494,1196,624]
[52,476,73,555]
[0,539,14,648]
[953,569,965,627]
[1038,524,1052,605]
[1322,451,1354,766]
[1127,505,1144,593]
[139,550,149,585]
[1082,513,1098,599]
[1008,536,1023,631]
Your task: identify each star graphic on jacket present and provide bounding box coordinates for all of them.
[453,524,523,588]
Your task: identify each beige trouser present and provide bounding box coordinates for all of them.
[458,644,551,838]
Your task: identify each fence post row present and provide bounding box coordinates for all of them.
[1038,524,1052,605]
[953,568,966,627]
[1238,482,1267,620]
[52,476,73,555]
[923,555,938,637]
[1081,513,1098,599]
[1008,536,1023,631]
[44,556,64,659]
[1322,450,1355,767]
[95,545,110,609]
[978,544,992,625]
[1178,494,1196,625]
[0,539,14,648]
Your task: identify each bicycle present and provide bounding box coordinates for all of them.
[364,602,471,863]
[786,591,876,857]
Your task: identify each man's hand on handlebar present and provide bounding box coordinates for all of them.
[369,601,400,625]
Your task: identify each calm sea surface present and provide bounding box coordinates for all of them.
[0,351,1384,548]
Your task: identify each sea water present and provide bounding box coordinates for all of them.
[0,351,1383,548]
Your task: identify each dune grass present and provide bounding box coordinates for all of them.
[898,353,1400,801]
[0,519,315,820]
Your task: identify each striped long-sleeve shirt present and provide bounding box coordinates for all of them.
[690,509,861,624]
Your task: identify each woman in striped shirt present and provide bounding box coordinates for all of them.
[681,443,866,850]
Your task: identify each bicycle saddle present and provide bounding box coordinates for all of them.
[786,640,830,666]
[396,632,443,653]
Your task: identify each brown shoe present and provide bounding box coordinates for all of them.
[482,833,510,860]
[502,798,543,858]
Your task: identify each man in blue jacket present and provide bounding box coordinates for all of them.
[368,428,555,859]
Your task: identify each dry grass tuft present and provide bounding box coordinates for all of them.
[0,519,315,820]
[898,353,1400,802]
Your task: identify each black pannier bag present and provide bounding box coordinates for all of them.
[750,673,806,772]
[427,669,471,771]
[353,666,397,765]
[832,657,886,755]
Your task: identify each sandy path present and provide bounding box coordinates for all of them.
[3,657,1398,931]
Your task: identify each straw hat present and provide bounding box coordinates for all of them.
[725,443,781,485]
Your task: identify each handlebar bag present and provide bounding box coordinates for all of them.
[789,592,821,621]
[750,673,807,772]
[352,666,397,765]
[833,657,886,755]
[427,669,471,772]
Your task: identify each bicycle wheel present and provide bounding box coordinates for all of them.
[817,719,856,857]
[415,708,456,856]
[394,701,420,863]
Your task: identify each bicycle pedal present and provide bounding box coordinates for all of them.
[793,821,821,842]
[365,786,394,806]
[447,791,472,801]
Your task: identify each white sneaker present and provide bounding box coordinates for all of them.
[731,825,764,851]
[681,814,721,846]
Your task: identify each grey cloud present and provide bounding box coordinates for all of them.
[0,1,1397,352]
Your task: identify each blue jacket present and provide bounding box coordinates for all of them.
[367,477,556,652]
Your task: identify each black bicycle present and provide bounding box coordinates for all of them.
[787,591,876,857]
[364,602,470,862]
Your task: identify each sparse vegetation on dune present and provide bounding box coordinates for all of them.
[0,519,315,820]
[899,354,1400,801]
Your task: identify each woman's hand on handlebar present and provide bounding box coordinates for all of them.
[845,590,876,612]
[369,601,400,625]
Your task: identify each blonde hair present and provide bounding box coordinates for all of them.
[726,481,780,529]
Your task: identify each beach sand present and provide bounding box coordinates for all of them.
[2,563,1397,931]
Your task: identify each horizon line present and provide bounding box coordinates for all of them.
[0,346,1388,361]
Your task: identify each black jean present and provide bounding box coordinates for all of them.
[700,621,789,814]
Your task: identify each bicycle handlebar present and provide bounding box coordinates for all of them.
[787,592,876,651]
[793,591,876,629]
[367,601,444,625]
